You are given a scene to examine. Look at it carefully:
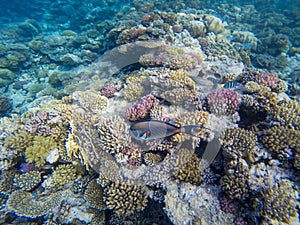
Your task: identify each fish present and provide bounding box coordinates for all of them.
[129,119,209,141]
[223,81,237,89]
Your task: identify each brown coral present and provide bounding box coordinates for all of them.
[103,180,148,217]
[259,179,298,224]
[84,180,106,210]
[13,171,41,191]
[271,100,300,130]
[262,126,300,162]
[221,127,258,164]
[97,116,131,155]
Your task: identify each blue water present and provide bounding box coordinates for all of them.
[0,0,299,224]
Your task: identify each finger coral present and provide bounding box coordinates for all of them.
[103,180,148,217]
[25,136,58,167]
[207,89,239,116]
[125,95,159,121]
[271,100,299,130]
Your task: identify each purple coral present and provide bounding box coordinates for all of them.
[234,216,247,225]
[125,95,159,121]
[218,194,239,214]
[19,163,36,173]
[207,89,239,115]
[100,82,117,98]
[254,71,280,89]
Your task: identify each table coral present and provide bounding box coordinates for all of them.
[259,179,298,224]
[97,116,131,155]
[103,180,148,217]
[25,136,58,167]
[7,190,69,218]
[207,89,239,116]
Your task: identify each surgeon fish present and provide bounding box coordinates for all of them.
[130,119,209,141]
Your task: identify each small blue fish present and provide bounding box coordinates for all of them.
[130,119,209,141]
[223,81,237,89]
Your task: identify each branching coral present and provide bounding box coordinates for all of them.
[172,149,205,186]
[271,100,300,130]
[207,89,239,116]
[221,127,258,164]
[25,136,58,167]
[125,95,159,121]
[262,126,300,163]
[72,90,108,112]
[7,190,69,218]
[259,179,298,224]
[123,82,145,102]
[44,164,77,190]
[13,171,41,191]
[103,180,148,217]
[97,116,131,155]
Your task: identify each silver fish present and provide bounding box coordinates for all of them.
[130,119,209,141]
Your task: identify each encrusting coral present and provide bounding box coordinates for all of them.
[103,180,148,217]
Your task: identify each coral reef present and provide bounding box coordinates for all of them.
[84,180,106,210]
[13,171,41,191]
[72,90,108,112]
[25,136,58,167]
[103,180,148,217]
[259,179,298,224]
[7,190,69,218]
[97,116,131,155]
[206,89,239,116]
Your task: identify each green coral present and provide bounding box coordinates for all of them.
[103,180,148,217]
[25,136,58,167]
[259,179,298,224]
[13,171,42,191]
[7,190,68,218]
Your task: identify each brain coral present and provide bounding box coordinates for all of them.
[103,180,148,217]
[97,116,131,155]
[259,179,298,224]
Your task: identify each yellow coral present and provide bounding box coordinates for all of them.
[46,164,77,190]
[72,90,108,112]
[25,136,58,167]
[123,82,145,102]
[168,69,195,90]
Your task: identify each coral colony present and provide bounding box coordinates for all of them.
[0,1,299,224]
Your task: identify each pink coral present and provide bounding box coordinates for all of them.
[255,71,280,89]
[100,82,117,98]
[207,89,239,115]
[218,194,239,214]
[125,95,159,121]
